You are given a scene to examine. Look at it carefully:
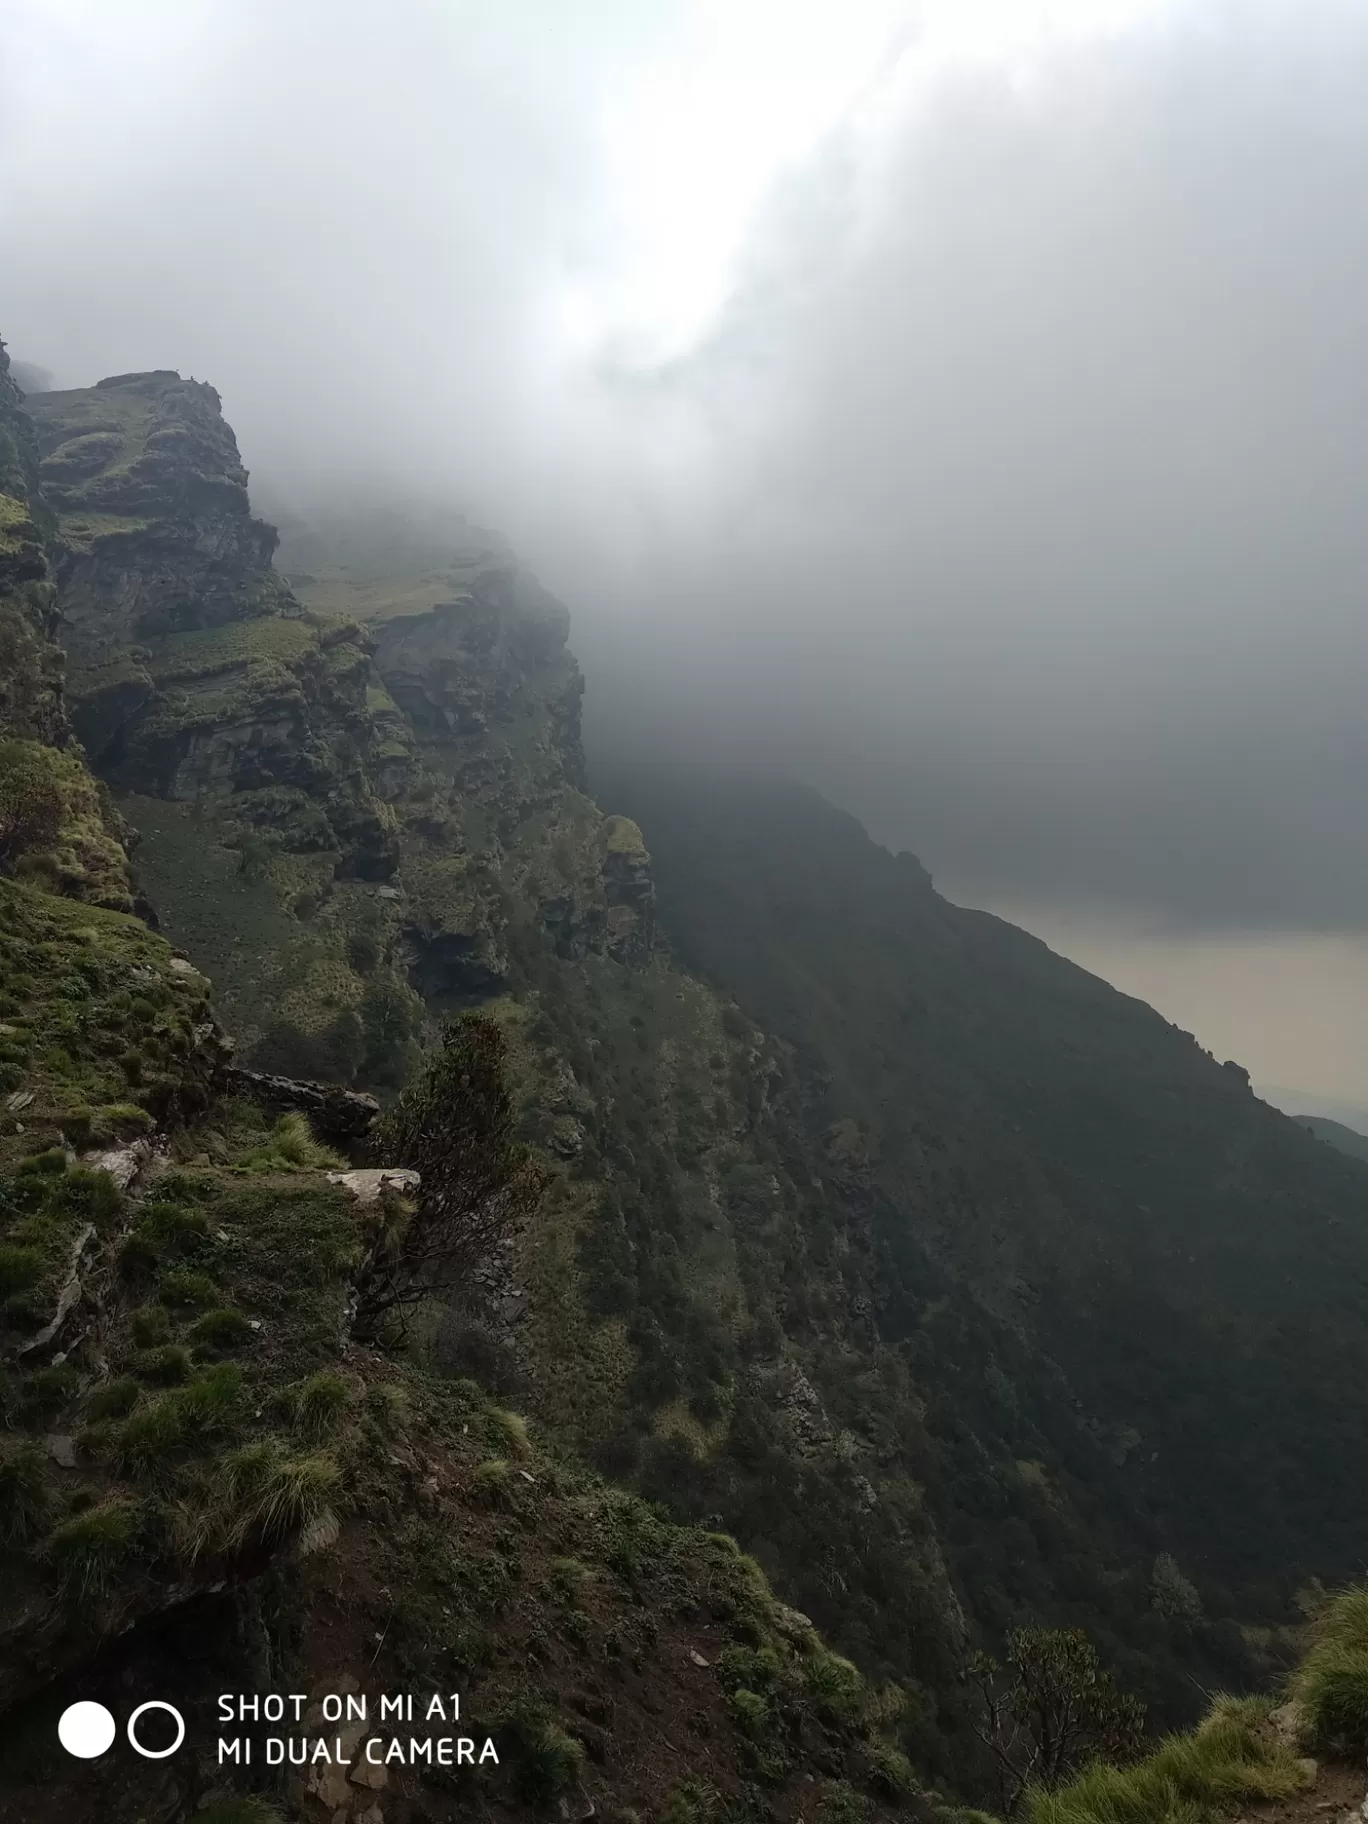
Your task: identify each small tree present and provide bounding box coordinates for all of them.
[352,1013,546,1341]
[1150,1553,1204,1625]
[968,1626,1145,1814]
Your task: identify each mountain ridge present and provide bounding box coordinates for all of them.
[7,354,1368,1818]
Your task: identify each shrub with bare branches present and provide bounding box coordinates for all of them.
[352,1013,546,1342]
[969,1625,1145,1814]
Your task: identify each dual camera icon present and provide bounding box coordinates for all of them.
[58,1699,185,1760]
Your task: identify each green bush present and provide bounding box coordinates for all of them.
[718,1645,780,1693]
[817,1784,870,1824]
[728,1689,769,1739]
[364,1381,409,1433]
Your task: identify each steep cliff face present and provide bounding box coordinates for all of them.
[0,351,925,1824]
[0,343,134,911]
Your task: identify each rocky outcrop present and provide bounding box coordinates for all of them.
[24,375,399,887]
[224,1065,380,1144]
[27,370,290,664]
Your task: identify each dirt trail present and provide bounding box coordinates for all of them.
[1252,1761,1368,1824]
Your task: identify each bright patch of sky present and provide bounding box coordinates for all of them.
[571,0,1178,361]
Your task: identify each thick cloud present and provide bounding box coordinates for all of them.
[5,0,1368,938]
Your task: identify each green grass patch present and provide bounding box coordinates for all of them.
[1291,1581,1368,1756]
[45,1498,140,1599]
[1028,1695,1308,1824]
[0,1442,50,1544]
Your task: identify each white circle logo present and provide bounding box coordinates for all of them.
[127,1700,185,1759]
[58,1701,117,1759]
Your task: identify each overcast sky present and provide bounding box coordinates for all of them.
[6,0,1368,1103]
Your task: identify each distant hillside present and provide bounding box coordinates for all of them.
[597,762,1368,1658]
[1295,1115,1368,1164]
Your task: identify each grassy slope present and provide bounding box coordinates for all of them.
[0,950,932,1824]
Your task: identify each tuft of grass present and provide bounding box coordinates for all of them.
[806,1646,864,1720]
[15,1363,79,1425]
[548,1556,590,1604]
[158,1268,218,1308]
[133,1344,193,1385]
[1291,1581,1368,1756]
[137,1199,210,1252]
[86,1375,140,1419]
[1028,1694,1308,1824]
[487,1405,531,1459]
[113,1364,244,1478]
[502,1698,585,1803]
[865,1741,918,1800]
[662,1779,719,1824]
[272,1370,350,1440]
[728,1688,770,1739]
[130,1302,171,1345]
[182,1437,341,1554]
[188,1307,254,1351]
[0,1243,43,1298]
[94,1101,152,1139]
[471,1457,513,1506]
[17,1149,67,1179]
[270,1112,341,1170]
[45,1497,139,1598]
[0,1442,50,1544]
[45,1167,123,1229]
